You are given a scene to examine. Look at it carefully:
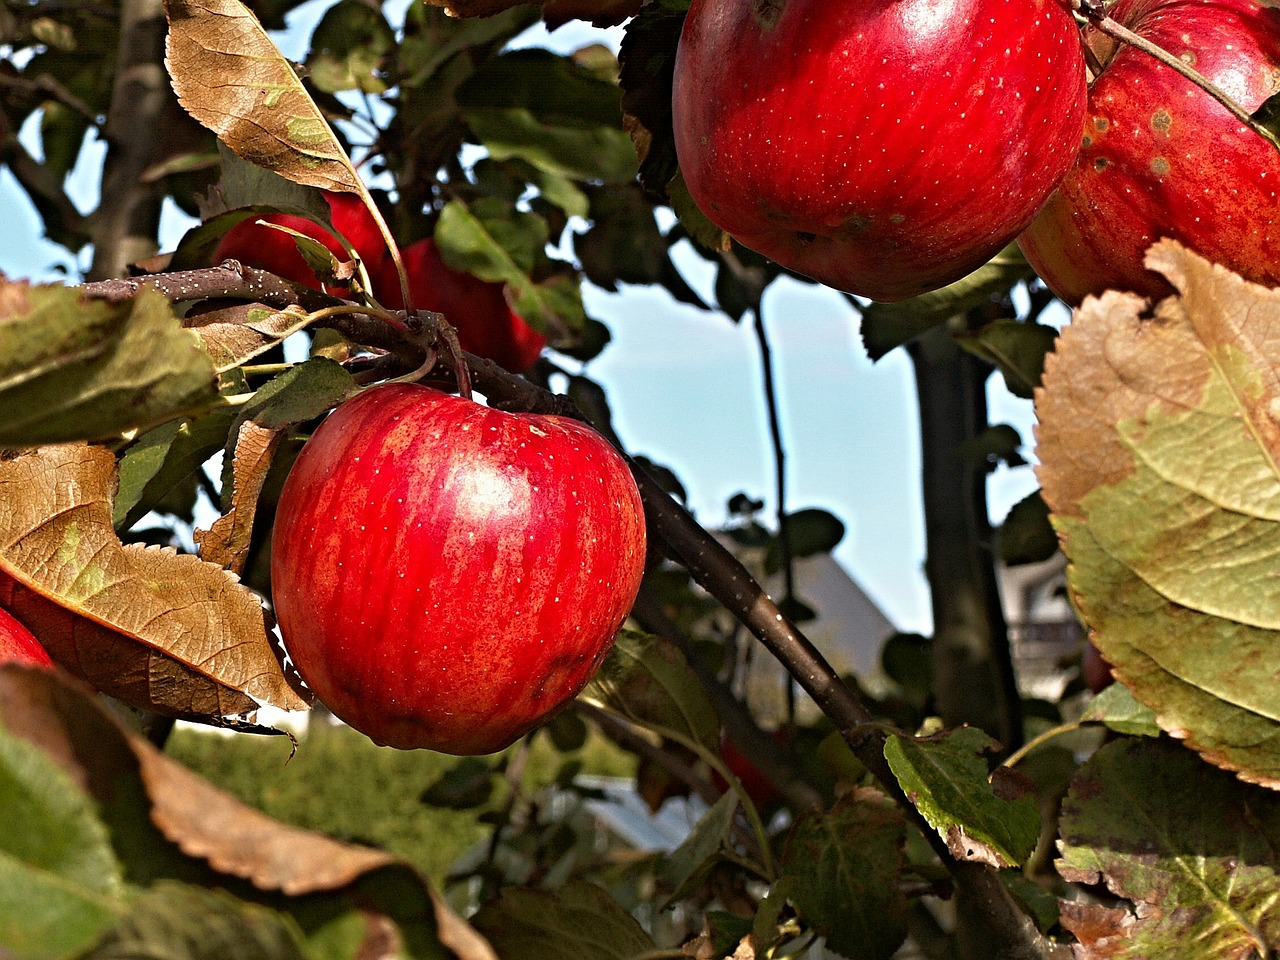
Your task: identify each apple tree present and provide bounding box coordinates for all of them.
[1,0,1279,958]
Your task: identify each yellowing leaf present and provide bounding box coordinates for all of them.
[0,444,309,719]
[1036,240,1280,788]
[1058,738,1280,958]
[164,0,361,195]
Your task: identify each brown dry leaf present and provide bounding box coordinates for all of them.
[164,0,361,195]
[194,421,283,575]
[0,666,498,960]
[1036,239,1280,786]
[425,0,640,27]
[0,443,309,719]
[1058,901,1137,959]
[185,302,312,373]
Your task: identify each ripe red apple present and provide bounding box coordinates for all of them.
[0,607,54,670]
[1019,0,1280,305]
[270,383,646,754]
[213,191,385,292]
[374,239,547,374]
[671,0,1088,302]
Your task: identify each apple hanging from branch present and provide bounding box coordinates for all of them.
[270,383,647,755]
[375,238,547,374]
[1018,0,1280,305]
[671,0,1088,302]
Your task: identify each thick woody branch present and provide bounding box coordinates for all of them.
[88,0,171,279]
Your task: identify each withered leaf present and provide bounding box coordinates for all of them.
[0,444,309,719]
[164,0,361,195]
[1036,239,1280,788]
[424,0,640,28]
[185,302,312,373]
[195,358,355,573]
[194,421,281,575]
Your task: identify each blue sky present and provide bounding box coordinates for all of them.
[0,4,1046,635]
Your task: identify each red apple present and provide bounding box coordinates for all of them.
[270,383,646,754]
[0,607,54,670]
[671,0,1088,302]
[1019,0,1280,305]
[375,239,547,374]
[715,729,784,811]
[212,192,385,293]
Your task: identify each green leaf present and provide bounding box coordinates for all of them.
[884,727,1040,868]
[398,6,536,88]
[666,170,728,254]
[574,184,667,290]
[1080,684,1161,737]
[470,880,655,960]
[0,716,126,959]
[956,423,1026,468]
[1058,738,1280,958]
[306,0,394,95]
[580,628,719,751]
[956,318,1059,400]
[114,408,237,531]
[656,790,737,904]
[435,199,586,335]
[998,490,1058,566]
[84,881,308,960]
[762,508,846,575]
[617,0,688,196]
[879,632,932,708]
[237,358,356,432]
[1036,240,1280,787]
[702,911,754,959]
[859,243,1032,361]
[0,281,220,445]
[419,757,495,810]
[779,789,907,960]
[457,49,637,185]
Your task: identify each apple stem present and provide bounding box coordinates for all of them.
[1074,0,1280,153]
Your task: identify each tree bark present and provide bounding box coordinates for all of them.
[909,324,1022,751]
[89,0,169,279]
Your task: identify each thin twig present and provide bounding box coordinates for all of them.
[0,72,103,128]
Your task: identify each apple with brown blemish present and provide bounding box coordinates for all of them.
[671,0,1088,302]
[270,383,647,755]
[1019,0,1280,305]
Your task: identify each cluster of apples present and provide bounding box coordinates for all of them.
[673,0,1280,305]
[212,194,546,373]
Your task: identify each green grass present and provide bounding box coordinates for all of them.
[165,716,637,889]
